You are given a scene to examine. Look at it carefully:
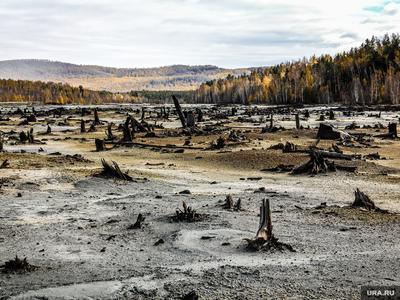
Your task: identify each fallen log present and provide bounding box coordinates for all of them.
[314,150,360,161]
[105,141,205,150]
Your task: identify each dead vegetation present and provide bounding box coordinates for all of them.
[96,159,133,181]
[172,201,206,222]
[1,256,37,273]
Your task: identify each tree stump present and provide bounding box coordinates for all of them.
[329,110,335,120]
[80,120,86,133]
[186,111,195,128]
[245,199,295,252]
[0,134,3,152]
[295,113,300,129]
[95,139,105,152]
[106,123,114,140]
[351,188,386,212]
[94,109,100,125]
[128,214,145,229]
[388,123,398,138]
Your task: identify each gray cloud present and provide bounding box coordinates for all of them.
[0,0,398,68]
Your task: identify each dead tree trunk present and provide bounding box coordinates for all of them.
[295,113,300,130]
[388,123,398,138]
[80,120,86,133]
[27,128,34,144]
[94,109,100,125]
[172,95,186,128]
[245,199,295,252]
[105,123,114,140]
[197,108,204,122]
[0,134,3,152]
[123,116,134,142]
[270,114,274,129]
[329,110,335,120]
[19,131,28,143]
[256,199,273,241]
[186,111,195,128]
[95,139,105,151]
[141,108,145,121]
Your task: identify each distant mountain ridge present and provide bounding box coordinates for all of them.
[0,59,246,92]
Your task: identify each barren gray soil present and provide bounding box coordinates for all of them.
[0,104,399,299]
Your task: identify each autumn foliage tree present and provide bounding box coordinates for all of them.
[194,34,400,106]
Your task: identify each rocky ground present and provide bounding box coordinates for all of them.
[0,104,399,299]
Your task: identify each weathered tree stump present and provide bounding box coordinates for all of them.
[388,123,398,138]
[223,195,234,209]
[295,113,300,129]
[97,159,133,181]
[19,131,28,143]
[123,117,134,142]
[80,120,86,133]
[94,109,100,125]
[0,159,9,169]
[27,128,34,144]
[291,150,335,175]
[186,111,195,128]
[352,189,386,212]
[95,139,105,151]
[128,214,146,229]
[329,110,335,120]
[88,122,96,132]
[197,108,204,122]
[245,199,295,252]
[105,123,114,140]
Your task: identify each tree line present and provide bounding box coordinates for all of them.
[194,34,400,106]
[0,79,133,104]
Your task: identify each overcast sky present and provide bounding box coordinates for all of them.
[0,0,399,68]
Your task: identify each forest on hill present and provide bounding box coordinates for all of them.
[0,60,246,92]
[0,79,194,104]
[194,34,400,106]
[0,79,129,104]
